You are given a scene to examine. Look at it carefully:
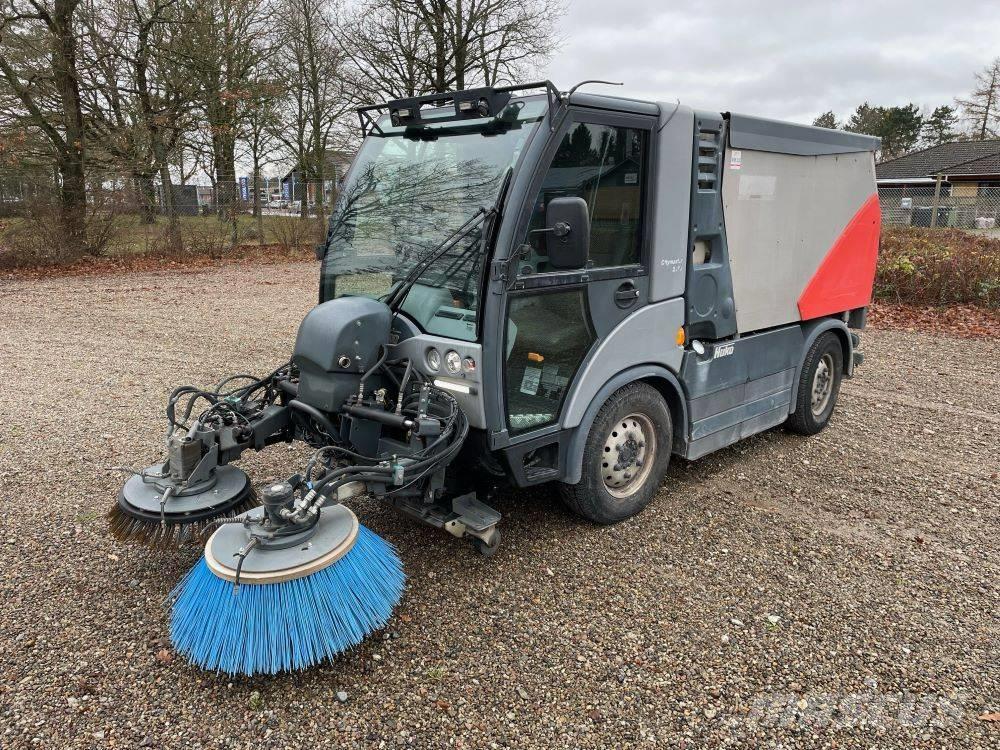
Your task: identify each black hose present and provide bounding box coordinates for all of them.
[359,345,388,392]
[288,400,338,439]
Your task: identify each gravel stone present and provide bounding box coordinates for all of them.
[1,262,997,748]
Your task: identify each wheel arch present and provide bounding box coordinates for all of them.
[789,318,853,415]
[564,365,688,485]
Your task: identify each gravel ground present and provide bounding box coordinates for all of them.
[1,262,997,749]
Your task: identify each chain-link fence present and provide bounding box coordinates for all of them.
[878,184,1000,232]
[0,172,339,264]
[0,174,339,218]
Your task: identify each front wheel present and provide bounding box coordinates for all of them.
[560,382,672,524]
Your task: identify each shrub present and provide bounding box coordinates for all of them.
[268,214,324,253]
[0,190,125,266]
[875,226,1000,308]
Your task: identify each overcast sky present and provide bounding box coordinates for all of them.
[540,0,1000,125]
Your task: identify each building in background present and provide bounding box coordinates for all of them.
[279,151,353,211]
[876,140,1000,228]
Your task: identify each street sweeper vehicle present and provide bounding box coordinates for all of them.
[110,81,881,675]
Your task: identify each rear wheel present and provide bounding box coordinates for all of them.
[560,383,671,524]
[786,331,844,435]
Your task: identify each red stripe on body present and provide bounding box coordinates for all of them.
[797,193,881,321]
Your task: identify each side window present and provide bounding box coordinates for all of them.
[522,122,648,272]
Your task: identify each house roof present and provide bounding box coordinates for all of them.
[876,140,1000,180]
[937,151,1000,177]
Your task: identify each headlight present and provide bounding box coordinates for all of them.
[426,348,441,372]
[444,350,462,375]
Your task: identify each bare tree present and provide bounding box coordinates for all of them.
[956,58,1000,141]
[340,6,427,100]
[175,0,271,237]
[342,0,564,101]
[0,0,89,250]
[240,68,282,243]
[79,0,193,246]
[273,0,352,220]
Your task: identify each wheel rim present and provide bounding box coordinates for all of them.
[810,353,835,416]
[602,413,657,499]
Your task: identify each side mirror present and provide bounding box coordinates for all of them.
[544,196,589,269]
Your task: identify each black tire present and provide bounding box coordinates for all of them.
[786,331,844,435]
[559,382,672,524]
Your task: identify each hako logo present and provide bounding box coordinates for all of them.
[713,343,735,359]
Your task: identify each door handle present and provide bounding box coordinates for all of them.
[614,281,639,308]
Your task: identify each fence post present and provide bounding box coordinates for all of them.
[930,174,943,228]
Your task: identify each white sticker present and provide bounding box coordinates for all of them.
[519,366,541,396]
[624,172,638,185]
[737,174,776,201]
[729,150,742,170]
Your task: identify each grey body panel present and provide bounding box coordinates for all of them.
[728,113,880,156]
[293,297,391,413]
[679,325,805,460]
[722,147,877,333]
[685,111,737,339]
[566,91,661,117]
[562,297,685,427]
[390,331,487,429]
[648,102,694,302]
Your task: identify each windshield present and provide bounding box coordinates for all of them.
[320,97,546,341]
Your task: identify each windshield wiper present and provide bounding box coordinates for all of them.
[384,206,491,312]
[384,166,514,313]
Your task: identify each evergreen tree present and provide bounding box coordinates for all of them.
[845,102,923,160]
[812,111,838,129]
[921,105,959,147]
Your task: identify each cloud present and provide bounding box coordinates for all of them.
[542,0,1000,123]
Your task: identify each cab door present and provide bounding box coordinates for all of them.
[500,108,656,442]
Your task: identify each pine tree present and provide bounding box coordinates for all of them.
[845,102,923,160]
[812,111,838,129]
[844,102,883,136]
[921,105,959,147]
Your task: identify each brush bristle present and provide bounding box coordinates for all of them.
[168,525,406,675]
[107,489,259,548]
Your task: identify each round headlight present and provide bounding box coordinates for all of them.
[444,350,462,375]
[426,348,441,372]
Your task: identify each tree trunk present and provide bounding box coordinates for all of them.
[136,175,156,224]
[52,0,87,253]
[454,0,465,90]
[252,157,263,247]
[214,130,239,246]
[158,162,181,250]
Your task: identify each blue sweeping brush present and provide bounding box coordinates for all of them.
[168,504,405,675]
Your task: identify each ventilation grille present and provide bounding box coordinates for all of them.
[697,128,721,190]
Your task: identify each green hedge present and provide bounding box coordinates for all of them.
[875,226,1000,308]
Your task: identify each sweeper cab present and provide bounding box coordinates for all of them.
[112,81,881,674]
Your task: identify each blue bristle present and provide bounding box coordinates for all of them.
[168,525,405,675]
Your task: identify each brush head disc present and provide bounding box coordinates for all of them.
[204,504,360,584]
[109,465,257,547]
